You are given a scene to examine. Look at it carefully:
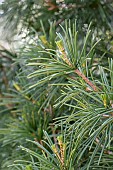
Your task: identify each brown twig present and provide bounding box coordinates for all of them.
[44,0,58,11]
[51,124,58,145]
[95,137,113,155]
[55,18,65,26]
[48,105,58,146]
[1,65,8,89]
[74,69,98,92]
[0,54,12,61]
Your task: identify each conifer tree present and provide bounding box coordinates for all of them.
[0,0,113,170]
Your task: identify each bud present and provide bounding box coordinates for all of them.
[40,35,48,45]
[56,40,64,52]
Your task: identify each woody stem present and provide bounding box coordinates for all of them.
[74,69,98,92]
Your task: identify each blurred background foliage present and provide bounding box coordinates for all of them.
[0,0,113,169]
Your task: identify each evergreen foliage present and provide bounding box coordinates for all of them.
[0,0,113,170]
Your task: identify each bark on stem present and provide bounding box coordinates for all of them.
[74,69,98,92]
